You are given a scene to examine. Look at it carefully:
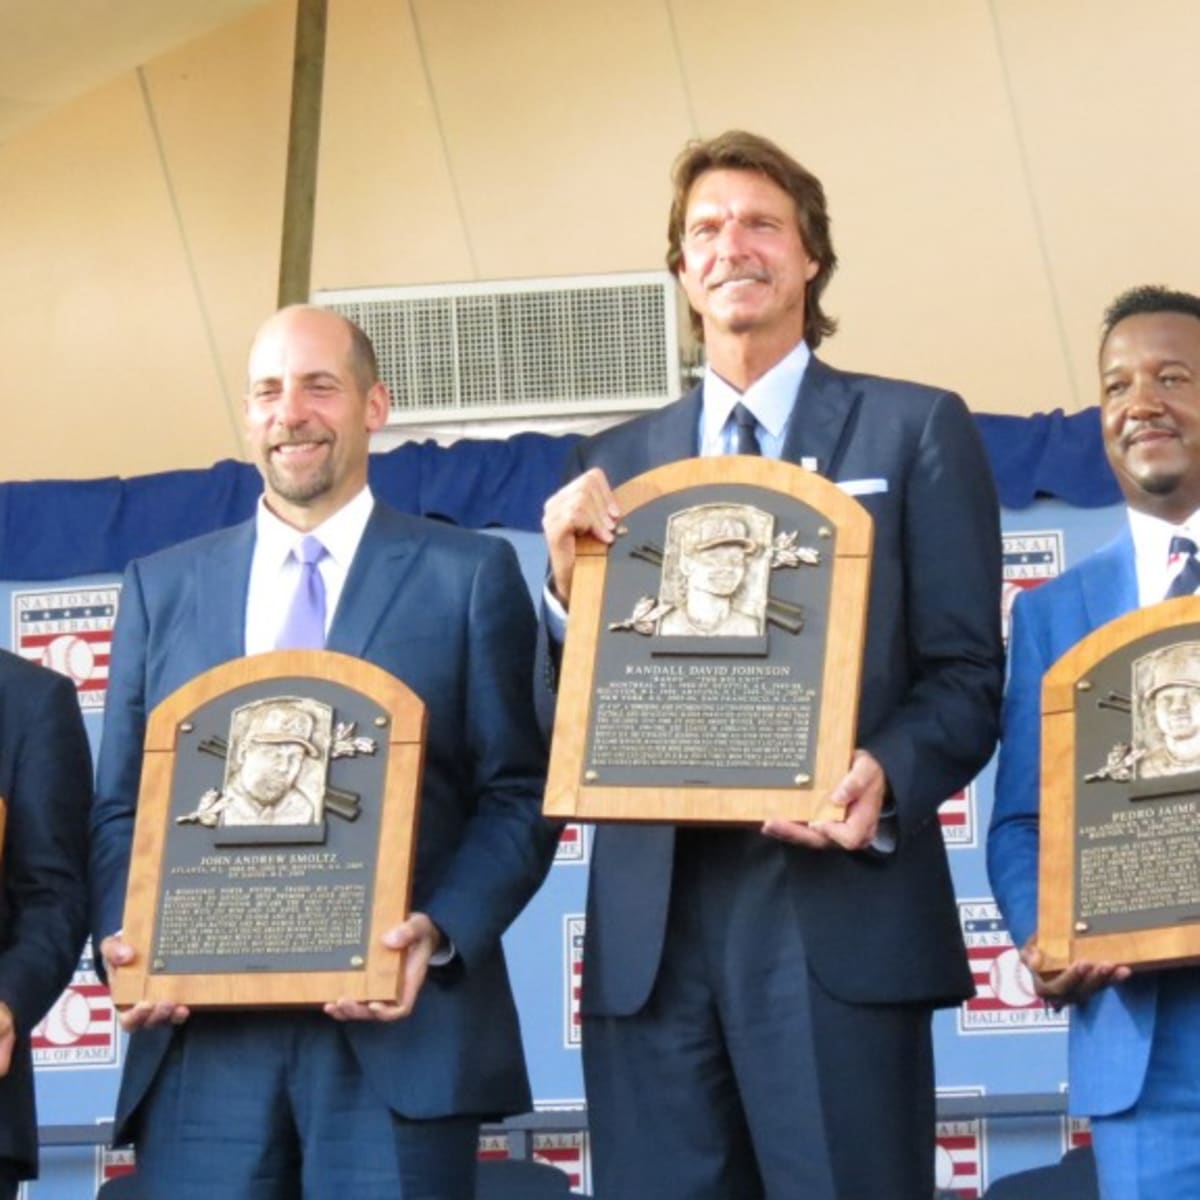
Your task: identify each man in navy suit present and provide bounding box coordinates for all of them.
[91,305,557,1199]
[0,652,92,1200]
[542,130,1004,1198]
[989,285,1200,1197]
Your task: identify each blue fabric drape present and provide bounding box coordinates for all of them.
[0,411,1118,582]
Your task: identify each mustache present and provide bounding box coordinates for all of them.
[1122,419,1177,447]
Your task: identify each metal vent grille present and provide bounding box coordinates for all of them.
[314,272,680,425]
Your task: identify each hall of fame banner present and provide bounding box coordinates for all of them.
[31,951,119,1070]
[96,1143,137,1192]
[1001,531,1063,644]
[936,1086,986,1199]
[12,586,119,710]
[554,823,588,865]
[939,784,977,848]
[563,914,584,1048]
[1062,1112,1092,1155]
[478,1130,591,1194]
[958,900,1067,1034]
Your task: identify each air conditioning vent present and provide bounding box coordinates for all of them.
[314,272,681,425]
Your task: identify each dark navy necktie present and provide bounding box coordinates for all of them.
[276,535,328,649]
[731,403,761,456]
[1165,536,1200,599]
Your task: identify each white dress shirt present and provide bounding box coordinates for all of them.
[1128,506,1200,606]
[244,486,375,654]
[699,340,811,461]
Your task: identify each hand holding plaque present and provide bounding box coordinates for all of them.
[1037,597,1200,978]
[545,457,873,825]
[111,650,425,1011]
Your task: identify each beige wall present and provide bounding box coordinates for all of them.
[2,0,1198,482]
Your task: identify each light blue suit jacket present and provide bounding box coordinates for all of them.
[988,525,1161,1117]
[91,502,557,1139]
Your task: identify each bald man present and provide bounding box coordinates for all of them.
[91,306,557,1199]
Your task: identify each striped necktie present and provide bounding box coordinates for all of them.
[1165,536,1200,599]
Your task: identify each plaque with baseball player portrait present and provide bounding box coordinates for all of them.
[545,457,873,824]
[1038,597,1200,977]
[111,650,426,1010]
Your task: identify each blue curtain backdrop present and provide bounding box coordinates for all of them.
[2,408,1115,581]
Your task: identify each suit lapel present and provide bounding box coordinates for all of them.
[646,384,701,468]
[780,357,860,478]
[326,504,420,658]
[1079,526,1137,628]
[194,521,254,663]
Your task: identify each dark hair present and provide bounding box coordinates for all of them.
[666,130,838,348]
[1102,285,1200,348]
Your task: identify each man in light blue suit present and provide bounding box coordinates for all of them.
[990,285,1200,1199]
[90,306,558,1199]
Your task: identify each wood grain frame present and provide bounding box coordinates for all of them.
[111,650,425,1010]
[1038,597,1200,975]
[545,457,872,824]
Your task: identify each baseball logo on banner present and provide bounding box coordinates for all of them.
[939,783,977,848]
[32,951,119,1069]
[958,900,1067,1033]
[935,1087,986,1198]
[554,823,588,864]
[1062,1113,1092,1153]
[477,1131,590,1194]
[564,914,584,1048]
[1001,531,1063,643]
[12,586,119,710]
[95,1143,136,1193]
[477,1133,509,1161]
[532,1131,590,1194]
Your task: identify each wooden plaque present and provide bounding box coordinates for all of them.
[1038,597,1200,975]
[545,457,873,824]
[111,650,426,1010]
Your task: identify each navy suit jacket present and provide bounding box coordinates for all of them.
[562,358,1003,1016]
[0,651,92,1179]
[90,502,557,1137]
[989,526,1162,1117]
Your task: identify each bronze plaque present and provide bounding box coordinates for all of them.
[112,650,425,1010]
[545,457,872,823]
[1038,597,1200,975]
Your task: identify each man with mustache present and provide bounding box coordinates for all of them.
[542,130,1004,1199]
[990,285,1200,1197]
[91,305,558,1199]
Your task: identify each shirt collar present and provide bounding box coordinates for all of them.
[254,486,375,570]
[1127,505,1200,559]
[700,340,811,448]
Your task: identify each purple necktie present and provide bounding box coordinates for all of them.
[276,535,327,650]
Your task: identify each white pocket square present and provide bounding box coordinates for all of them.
[837,478,888,496]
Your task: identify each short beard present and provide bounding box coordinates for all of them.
[1132,466,1185,497]
[263,457,334,506]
